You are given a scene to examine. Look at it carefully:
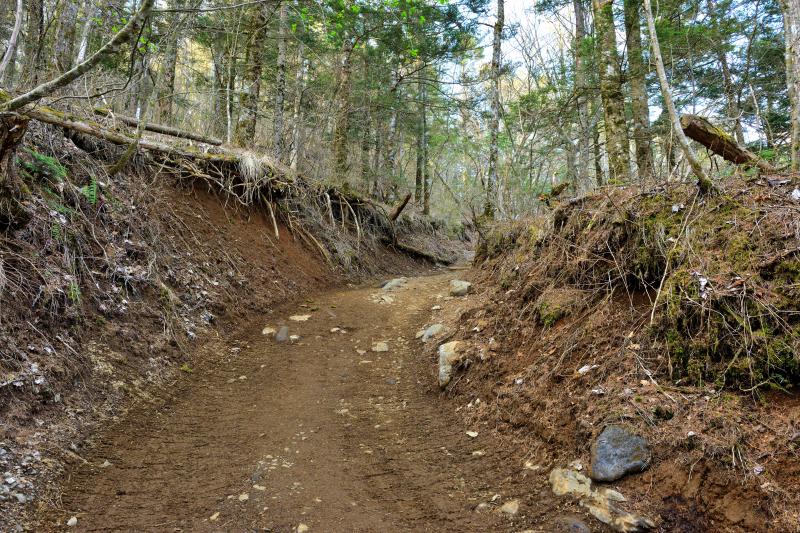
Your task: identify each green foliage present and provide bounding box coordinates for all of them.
[67,281,81,305]
[79,176,99,206]
[19,149,67,184]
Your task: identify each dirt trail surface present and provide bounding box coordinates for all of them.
[36,272,585,533]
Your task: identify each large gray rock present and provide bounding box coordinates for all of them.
[381,278,407,291]
[590,426,650,482]
[438,341,464,387]
[275,326,290,343]
[421,324,445,342]
[449,279,472,297]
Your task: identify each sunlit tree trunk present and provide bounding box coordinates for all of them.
[593,0,630,182]
[0,0,23,84]
[234,4,268,147]
[573,0,592,190]
[623,0,654,180]
[415,75,425,203]
[74,0,96,64]
[158,0,185,124]
[273,0,287,161]
[485,0,504,218]
[780,0,800,170]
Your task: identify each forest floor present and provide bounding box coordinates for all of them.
[31,271,597,533]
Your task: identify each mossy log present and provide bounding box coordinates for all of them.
[93,108,223,146]
[680,114,777,172]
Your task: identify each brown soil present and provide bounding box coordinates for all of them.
[32,273,600,532]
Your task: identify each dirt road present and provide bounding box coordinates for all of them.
[37,272,576,532]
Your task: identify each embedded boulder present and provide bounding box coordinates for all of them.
[590,426,651,482]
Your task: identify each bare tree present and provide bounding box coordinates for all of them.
[0,0,23,83]
[485,0,504,218]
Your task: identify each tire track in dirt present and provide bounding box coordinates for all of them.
[35,272,581,532]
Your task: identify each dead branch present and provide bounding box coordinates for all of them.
[680,114,778,172]
[94,108,223,145]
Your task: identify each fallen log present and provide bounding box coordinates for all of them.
[93,107,223,145]
[680,114,777,172]
[381,236,452,264]
[389,192,412,221]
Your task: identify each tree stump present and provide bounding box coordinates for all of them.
[0,113,30,230]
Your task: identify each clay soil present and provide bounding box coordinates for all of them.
[31,273,601,532]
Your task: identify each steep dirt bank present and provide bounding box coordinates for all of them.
[0,122,460,530]
[434,178,800,532]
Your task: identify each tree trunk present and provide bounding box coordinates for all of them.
[593,0,630,182]
[422,82,430,215]
[54,0,79,72]
[74,0,96,64]
[680,114,777,172]
[485,0,504,218]
[273,0,287,161]
[573,0,592,190]
[333,38,354,177]
[234,3,268,147]
[0,0,23,83]
[22,0,44,85]
[643,0,712,191]
[290,47,307,171]
[0,114,30,229]
[158,0,184,124]
[781,0,800,170]
[623,0,654,180]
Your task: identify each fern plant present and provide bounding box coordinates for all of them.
[67,281,81,304]
[19,149,67,183]
[79,176,99,206]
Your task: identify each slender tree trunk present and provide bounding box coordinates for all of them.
[780,0,800,170]
[415,76,424,203]
[290,46,307,171]
[623,0,654,180]
[0,0,23,84]
[158,0,184,124]
[273,0,287,161]
[54,0,79,72]
[234,3,268,147]
[422,80,430,215]
[382,69,399,186]
[361,108,372,189]
[593,0,630,182]
[75,0,96,64]
[485,0,504,218]
[333,38,354,177]
[22,0,44,85]
[573,0,592,190]
[643,0,711,191]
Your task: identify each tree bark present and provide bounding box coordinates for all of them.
[0,0,23,83]
[1,0,155,112]
[234,3,268,147]
[572,0,592,190]
[22,0,44,85]
[623,0,654,180]
[593,0,630,182]
[485,0,504,218]
[273,0,287,162]
[389,192,412,221]
[333,38,354,177]
[54,0,79,72]
[158,0,184,124]
[643,0,712,191]
[290,47,307,171]
[780,0,800,170]
[680,114,777,172]
[75,0,96,64]
[0,114,30,229]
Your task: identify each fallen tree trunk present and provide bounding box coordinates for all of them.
[389,192,412,221]
[680,114,777,172]
[93,108,223,146]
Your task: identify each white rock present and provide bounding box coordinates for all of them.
[296,524,310,533]
[466,430,479,438]
[431,305,442,310]
[499,499,520,515]
[67,517,78,527]
[382,278,407,290]
[438,341,464,387]
[262,326,277,336]
[421,324,445,342]
[209,512,220,522]
[289,314,311,322]
[449,279,472,297]
[372,341,389,352]
[238,493,249,501]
